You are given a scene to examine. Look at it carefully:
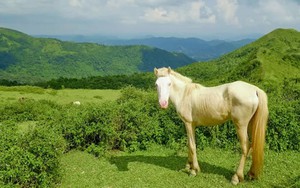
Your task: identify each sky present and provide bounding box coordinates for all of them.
[0,0,299,39]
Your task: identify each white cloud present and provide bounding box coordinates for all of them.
[142,7,181,23]
[258,0,300,23]
[216,0,239,25]
[0,0,59,15]
[141,1,215,24]
[189,1,216,23]
[0,0,299,37]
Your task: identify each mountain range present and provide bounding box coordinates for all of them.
[0,27,195,83]
[37,35,255,61]
[0,27,299,87]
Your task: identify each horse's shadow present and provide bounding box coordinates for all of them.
[109,155,233,181]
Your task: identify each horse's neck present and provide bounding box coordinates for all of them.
[169,76,188,108]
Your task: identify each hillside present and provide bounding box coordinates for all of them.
[40,35,254,61]
[0,27,195,83]
[178,28,300,89]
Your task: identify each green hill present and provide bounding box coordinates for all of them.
[0,27,195,83]
[178,28,300,88]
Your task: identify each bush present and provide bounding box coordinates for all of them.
[0,99,62,122]
[57,87,186,153]
[59,101,119,152]
[267,101,300,151]
[0,121,66,187]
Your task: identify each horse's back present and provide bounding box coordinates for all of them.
[183,81,260,126]
[227,81,259,103]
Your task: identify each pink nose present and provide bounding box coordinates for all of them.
[159,100,168,108]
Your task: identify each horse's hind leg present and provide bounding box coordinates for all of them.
[231,122,250,185]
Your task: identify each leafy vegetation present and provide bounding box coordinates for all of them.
[0,102,66,187]
[0,27,195,83]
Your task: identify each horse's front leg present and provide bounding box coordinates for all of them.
[184,122,200,176]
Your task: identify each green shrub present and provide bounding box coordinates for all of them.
[0,99,62,122]
[54,87,186,153]
[0,121,66,187]
[267,101,300,151]
[55,101,119,153]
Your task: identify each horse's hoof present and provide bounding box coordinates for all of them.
[180,168,190,174]
[189,169,197,177]
[231,174,239,185]
[247,171,256,180]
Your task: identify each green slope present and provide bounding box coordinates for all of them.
[0,27,195,83]
[178,28,300,87]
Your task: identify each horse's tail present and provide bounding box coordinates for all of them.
[249,88,268,179]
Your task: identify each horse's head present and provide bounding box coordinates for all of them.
[154,67,172,109]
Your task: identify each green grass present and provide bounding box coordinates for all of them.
[0,86,120,105]
[59,145,300,188]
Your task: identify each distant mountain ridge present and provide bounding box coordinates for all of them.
[103,37,255,61]
[0,27,195,83]
[36,35,255,61]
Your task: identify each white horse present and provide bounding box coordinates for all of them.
[154,67,268,185]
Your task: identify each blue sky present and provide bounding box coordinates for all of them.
[0,0,299,39]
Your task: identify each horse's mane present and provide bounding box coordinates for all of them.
[170,70,193,83]
[155,67,192,83]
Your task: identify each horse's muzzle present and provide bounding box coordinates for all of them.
[159,100,168,109]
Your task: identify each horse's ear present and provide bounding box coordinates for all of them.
[154,67,158,75]
[168,67,172,74]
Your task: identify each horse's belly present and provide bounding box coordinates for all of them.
[194,113,229,126]
[193,109,230,126]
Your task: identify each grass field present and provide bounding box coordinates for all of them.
[59,145,300,188]
[0,86,120,105]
